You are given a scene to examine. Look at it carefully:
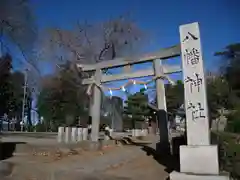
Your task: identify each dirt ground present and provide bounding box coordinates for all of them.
[1,142,170,180]
[104,152,169,180]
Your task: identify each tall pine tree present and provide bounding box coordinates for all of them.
[124,89,150,128]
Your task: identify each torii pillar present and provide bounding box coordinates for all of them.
[154,59,170,153]
[90,69,102,142]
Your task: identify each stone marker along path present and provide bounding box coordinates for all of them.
[2,137,168,180]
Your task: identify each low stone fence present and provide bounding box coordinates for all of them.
[58,127,149,143]
[1,128,150,144]
[58,127,93,143]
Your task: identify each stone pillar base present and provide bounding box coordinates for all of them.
[170,171,229,180]
[180,145,219,174]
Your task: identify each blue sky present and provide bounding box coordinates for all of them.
[33,0,240,65]
[30,0,240,99]
[3,0,235,99]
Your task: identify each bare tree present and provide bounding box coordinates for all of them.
[38,16,146,71]
[0,0,39,90]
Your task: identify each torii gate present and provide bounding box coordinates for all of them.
[77,45,182,142]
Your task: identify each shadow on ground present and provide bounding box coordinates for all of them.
[0,141,26,160]
[0,141,25,177]
[119,135,187,175]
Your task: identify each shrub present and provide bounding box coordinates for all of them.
[35,122,47,132]
[226,111,240,133]
[213,132,240,179]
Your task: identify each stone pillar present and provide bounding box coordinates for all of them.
[91,69,102,142]
[65,127,71,144]
[145,129,149,136]
[135,129,141,137]
[109,129,113,137]
[142,129,148,136]
[57,127,64,143]
[148,126,153,134]
[71,127,77,143]
[170,22,229,180]
[82,128,88,141]
[77,127,83,142]
[131,129,135,137]
[104,134,110,140]
[154,59,170,153]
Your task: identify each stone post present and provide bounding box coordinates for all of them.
[170,22,229,180]
[142,129,148,136]
[109,129,113,137]
[57,127,64,143]
[135,129,141,137]
[131,129,135,137]
[71,127,77,143]
[104,136,110,140]
[82,128,88,141]
[65,127,71,144]
[77,127,83,142]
